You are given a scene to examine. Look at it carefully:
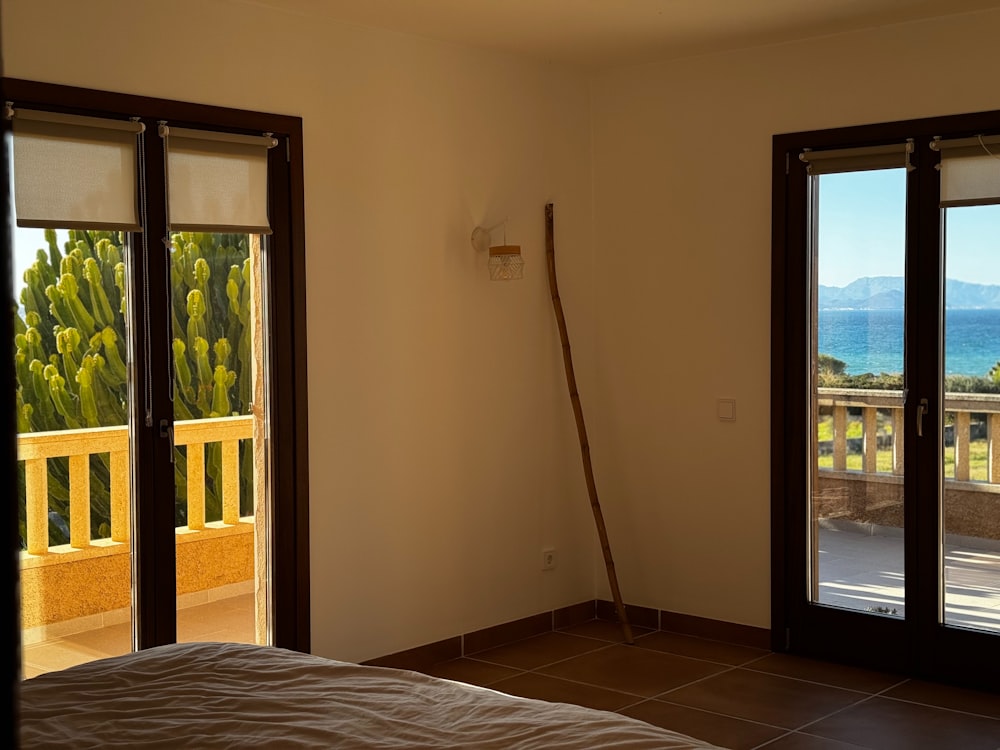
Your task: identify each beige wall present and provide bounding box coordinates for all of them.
[590,8,1000,628]
[8,0,1000,659]
[2,0,598,662]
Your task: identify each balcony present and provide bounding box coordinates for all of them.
[815,388,1000,629]
[17,415,262,678]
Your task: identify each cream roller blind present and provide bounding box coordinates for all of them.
[799,142,913,175]
[161,125,277,234]
[931,135,1000,208]
[11,108,143,230]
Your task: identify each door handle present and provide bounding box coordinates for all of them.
[916,398,929,438]
[159,419,175,463]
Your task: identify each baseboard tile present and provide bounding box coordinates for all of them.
[367,600,771,668]
[464,612,552,655]
[595,599,660,630]
[553,600,596,629]
[362,636,461,670]
[657,609,771,649]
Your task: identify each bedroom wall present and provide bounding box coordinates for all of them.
[589,8,1000,628]
[2,0,598,662]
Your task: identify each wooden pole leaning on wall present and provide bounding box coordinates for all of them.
[545,203,634,645]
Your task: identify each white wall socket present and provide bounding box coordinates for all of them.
[542,548,557,570]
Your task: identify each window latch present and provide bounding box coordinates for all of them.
[916,398,929,438]
[159,419,175,462]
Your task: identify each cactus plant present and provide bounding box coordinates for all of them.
[12,229,256,550]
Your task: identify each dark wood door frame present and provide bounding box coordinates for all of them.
[771,108,1000,691]
[1,69,24,750]
[3,77,311,655]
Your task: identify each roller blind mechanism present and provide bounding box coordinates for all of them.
[931,135,1000,207]
[160,125,277,234]
[8,106,143,230]
[799,142,913,175]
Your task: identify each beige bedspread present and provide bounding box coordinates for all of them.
[19,641,724,748]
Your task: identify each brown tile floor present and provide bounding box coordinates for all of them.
[417,621,1000,750]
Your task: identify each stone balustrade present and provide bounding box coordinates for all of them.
[816,388,1000,541]
[16,415,256,635]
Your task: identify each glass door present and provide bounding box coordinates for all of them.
[13,227,137,677]
[941,204,1000,635]
[158,125,278,646]
[170,231,270,646]
[8,108,145,676]
[7,80,310,674]
[775,119,1000,687]
[920,136,1000,686]
[810,165,908,621]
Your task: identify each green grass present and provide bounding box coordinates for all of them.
[817,435,990,480]
[816,414,894,443]
[817,450,896,473]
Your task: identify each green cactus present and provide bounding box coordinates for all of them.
[12,229,257,548]
[83,258,115,329]
[56,327,82,396]
[210,365,236,418]
[16,392,32,434]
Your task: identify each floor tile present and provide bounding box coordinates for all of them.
[620,699,786,750]
[177,599,255,643]
[883,679,1000,719]
[538,643,728,697]
[745,653,903,694]
[805,696,1000,750]
[557,619,654,643]
[469,631,607,670]
[635,630,769,666]
[759,732,868,749]
[488,672,637,712]
[59,621,131,657]
[661,668,867,729]
[423,657,523,687]
[21,662,46,680]
[21,639,108,674]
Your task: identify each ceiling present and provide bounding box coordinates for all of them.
[235,0,1000,69]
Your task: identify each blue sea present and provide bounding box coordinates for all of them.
[819,308,1000,377]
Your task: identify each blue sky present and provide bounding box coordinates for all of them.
[12,226,53,273]
[818,168,1000,287]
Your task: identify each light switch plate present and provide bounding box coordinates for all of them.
[717,398,736,421]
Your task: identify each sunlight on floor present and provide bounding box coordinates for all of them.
[21,593,256,679]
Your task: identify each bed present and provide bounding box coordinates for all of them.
[19,641,725,748]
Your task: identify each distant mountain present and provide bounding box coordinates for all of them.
[819,276,1000,309]
[947,279,1000,309]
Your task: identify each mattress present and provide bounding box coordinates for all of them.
[19,641,725,748]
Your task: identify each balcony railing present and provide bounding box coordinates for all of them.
[817,388,1000,483]
[815,388,1000,543]
[17,415,254,557]
[17,415,258,640]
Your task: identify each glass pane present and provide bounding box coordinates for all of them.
[941,204,1000,633]
[809,169,907,617]
[13,226,134,676]
[170,232,268,645]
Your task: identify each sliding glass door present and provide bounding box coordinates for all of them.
[12,226,138,676]
[773,114,1000,688]
[6,79,310,676]
[9,109,144,675]
[940,205,1000,634]
[808,160,908,621]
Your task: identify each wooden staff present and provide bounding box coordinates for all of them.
[545,203,633,645]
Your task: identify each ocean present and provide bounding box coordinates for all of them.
[818,308,1000,377]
